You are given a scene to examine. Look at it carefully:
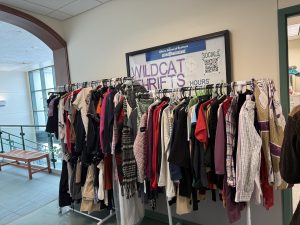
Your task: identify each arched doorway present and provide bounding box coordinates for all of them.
[0,3,70,86]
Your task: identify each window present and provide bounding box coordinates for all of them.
[29,66,56,130]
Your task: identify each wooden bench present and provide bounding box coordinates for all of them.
[0,150,51,179]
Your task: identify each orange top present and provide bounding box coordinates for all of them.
[96,97,102,115]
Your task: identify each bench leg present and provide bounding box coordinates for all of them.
[46,155,51,174]
[27,162,32,180]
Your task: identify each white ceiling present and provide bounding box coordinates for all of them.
[0,0,112,21]
[0,21,53,72]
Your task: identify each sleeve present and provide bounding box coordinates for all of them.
[214,106,226,175]
[58,99,66,140]
[235,104,262,202]
[72,91,82,110]
[280,115,300,184]
[158,109,170,186]
[195,107,208,144]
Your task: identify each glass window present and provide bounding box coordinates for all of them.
[33,91,44,111]
[29,66,56,127]
[44,67,54,89]
[32,70,42,90]
[36,111,46,126]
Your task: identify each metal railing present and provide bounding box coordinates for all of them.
[0,125,62,169]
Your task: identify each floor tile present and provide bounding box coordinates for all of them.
[1,167,168,225]
[0,212,20,225]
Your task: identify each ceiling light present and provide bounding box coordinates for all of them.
[288,24,300,37]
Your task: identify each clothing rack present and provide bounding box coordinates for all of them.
[56,77,255,225]
[59,206,115,225]
[134,79,254,225]
[55,77,140,225]
[54,77,132,92]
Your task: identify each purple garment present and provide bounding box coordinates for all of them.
[224,175,245,223]
[100,89,111,152]
[48,98,56,117]
[214,105,226,175]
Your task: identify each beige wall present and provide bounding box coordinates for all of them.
[62,0,280,85]
[279,0,300,9]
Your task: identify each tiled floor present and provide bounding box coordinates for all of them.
[0,166,167,225]
[0,165,59,225]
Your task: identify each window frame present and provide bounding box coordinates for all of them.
[28,66,56,128]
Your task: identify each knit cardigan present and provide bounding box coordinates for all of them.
[235,96,262,203]
[254,79,287,189]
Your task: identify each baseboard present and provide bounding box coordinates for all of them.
[145,209,201,225]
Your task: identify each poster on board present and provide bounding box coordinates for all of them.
[126,30,231,91]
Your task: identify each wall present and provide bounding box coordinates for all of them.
[0,71,35,151]
[63,0,280,85]
[279,0,300,9]
[61,0,284,224]
[152,192,282,225]
[0,71,33,125]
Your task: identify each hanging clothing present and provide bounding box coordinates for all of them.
[121,98,137,198]
[235,95,262,203]
[46,96,60,139]
[133,112,148,183]
[254,79,286,189]
[86,90,101,159]
[146,100,161,179]
[100,88,117,153]
[225,96,238,187]
[49,78,288,225]
[73,87,93,135]
[80,164,100,212]
[58,159,72,207]
[158,104,176,199]
[151,100,168,190]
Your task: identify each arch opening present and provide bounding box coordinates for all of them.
[0,3,70,85]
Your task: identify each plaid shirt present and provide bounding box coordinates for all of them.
[225,96,238,187]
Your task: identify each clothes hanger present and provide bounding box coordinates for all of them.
[162,89,171,102]
[236,80,247,94]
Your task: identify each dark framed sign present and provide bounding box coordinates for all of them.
[126,30,231,90]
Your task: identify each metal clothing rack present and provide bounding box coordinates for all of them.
[54,77,130,225]
[53,77,131,93]
[59,205,115,225]
[137,79,254,225]
[55,77,254,225]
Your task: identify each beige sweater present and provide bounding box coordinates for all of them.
[158,105,176,199]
